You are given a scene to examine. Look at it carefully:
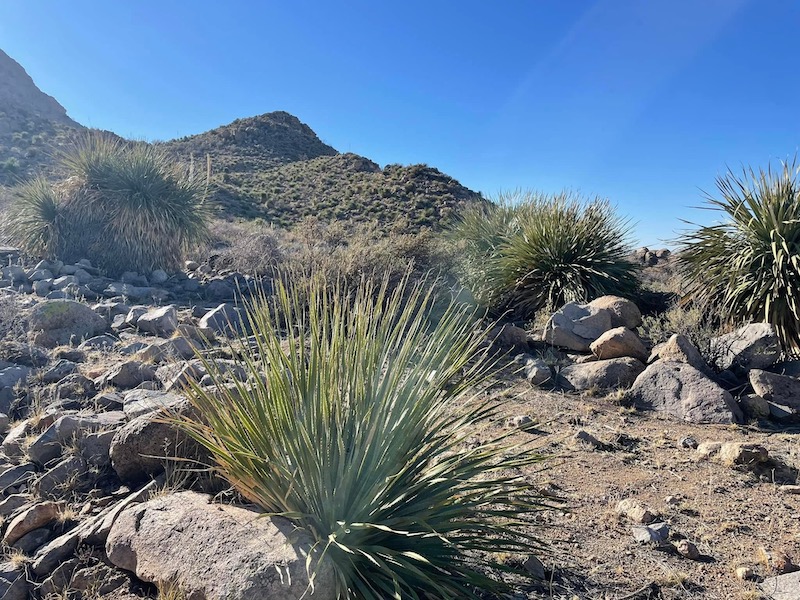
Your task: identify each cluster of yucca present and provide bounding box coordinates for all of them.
[178,275,548,599]
[452,190,639,319]
[5,133,210,275]
[678,160,800,355]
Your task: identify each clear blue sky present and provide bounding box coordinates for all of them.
[1,0,797,246]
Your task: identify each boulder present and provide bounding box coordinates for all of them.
[28,300,107,347]
[543,302,613,352]
[590,327,648,362]
[100,361,158,389]
[587,296,642,329]
[761,571,800,600]
[109,400,205,484]
[514,354,551,386]
[135,305,178,337]
[3,501,64,545]
[0,562,28,600]
[199,303,249,337]
[628,361,743,424]
[749,369,800,411]
[711,323,781,374]
[122,389,186,419]
[487,324,530,351]
[558,357,645,392]
[106,492,335,600]
[648,334,711,374]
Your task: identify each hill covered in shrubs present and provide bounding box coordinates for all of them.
[0,49,483,231]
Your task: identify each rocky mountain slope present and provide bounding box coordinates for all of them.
[0,50,84,184]
[0,50,482,230]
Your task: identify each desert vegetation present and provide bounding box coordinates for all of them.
[678,159,800,356]
[4,133,210,276]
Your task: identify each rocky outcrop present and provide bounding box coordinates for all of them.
[558,357,645,392]
[28,300,107,348]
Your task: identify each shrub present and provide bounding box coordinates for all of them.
[177,275,548,598]
[7,134,210,275]
[452,190,638,320]
[678,159,800,354]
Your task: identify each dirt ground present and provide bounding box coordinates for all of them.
[484,372,800,600]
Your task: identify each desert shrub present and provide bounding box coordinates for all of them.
[203,219,285,276]
[639,303,730,367]
[6,133,210,275]
[678,159,800,354]
[452,190,639,320]
[177,275,548,598]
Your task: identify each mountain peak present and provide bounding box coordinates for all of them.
[0,49,78,127]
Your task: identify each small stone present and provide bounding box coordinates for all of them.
[522,555,546,580]
[616,498,656,524]
[718,442,769,467]
[632,522,669,543]
[679,436,699,449]
[506,415,533,429]
[735,566,754,580]
[675,539,700,560]
[573,430,602,449]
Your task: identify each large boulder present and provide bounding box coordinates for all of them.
[590,327,648,362]
[543,302,613,352]
[587,296,642,329]
[710,323,781,374]
[199,303,249,337]
[106,492,335,600]
[28,300,107,347]
[558,357,645,392]
[628,361,743,424]
[749,369,800,411]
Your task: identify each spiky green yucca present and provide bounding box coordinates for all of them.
[178,275,548,599]
[678,160,800,354]
[453,191,638,319]
[7,134,209,275]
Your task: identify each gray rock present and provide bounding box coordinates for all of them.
[587,295,642,329]
[136,305,178,337]
[134,337,197,363]
[590,327,648,362]
[3,501,64,545]
[558,357,645,392]
[2,421,31,458]
[648,334,711,374]
[0,561,29,600]
[81,430,117,467]
[33,455,90,498]
[78,334,117,350]
[110,401,205,484]
[628,361,743,424]
[543,301,613,351]
[29,300,107,347]
[51,275,78,290]
[199,303,249,337]
[487,324,530,351]
[100,361,157,389]
[39,359,78,384]
[122,389,185,419]
[185,260,199,272]
[711,323,781,374]
[514,354,551,385]
[32,279,51,296]
[761,571,800,600]
[150,269,169,285]
[204,279,235,301]
[749,369,800,410]
[0,463,36,493]
[0,495,30,517]
[54,373,96,400]
[106,491,335,600]
[12,527,50,554]
[631,522,670,544]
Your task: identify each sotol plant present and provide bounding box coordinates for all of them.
[678,159,800,355]
[178,275,549,599]
[6,133,210,275]
[452,190,638,320]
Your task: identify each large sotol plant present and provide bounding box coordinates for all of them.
[178,275,548,599]
[6,134,209,275]
[452,190,638,320]
[678,160,800,355]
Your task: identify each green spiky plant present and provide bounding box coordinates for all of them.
[6,133,210,275]
[678,159,800,355]
[177,274,549,599]
[5,177,63,259]
[452,190,638,320]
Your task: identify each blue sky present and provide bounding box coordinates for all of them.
[1,0,797,246]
